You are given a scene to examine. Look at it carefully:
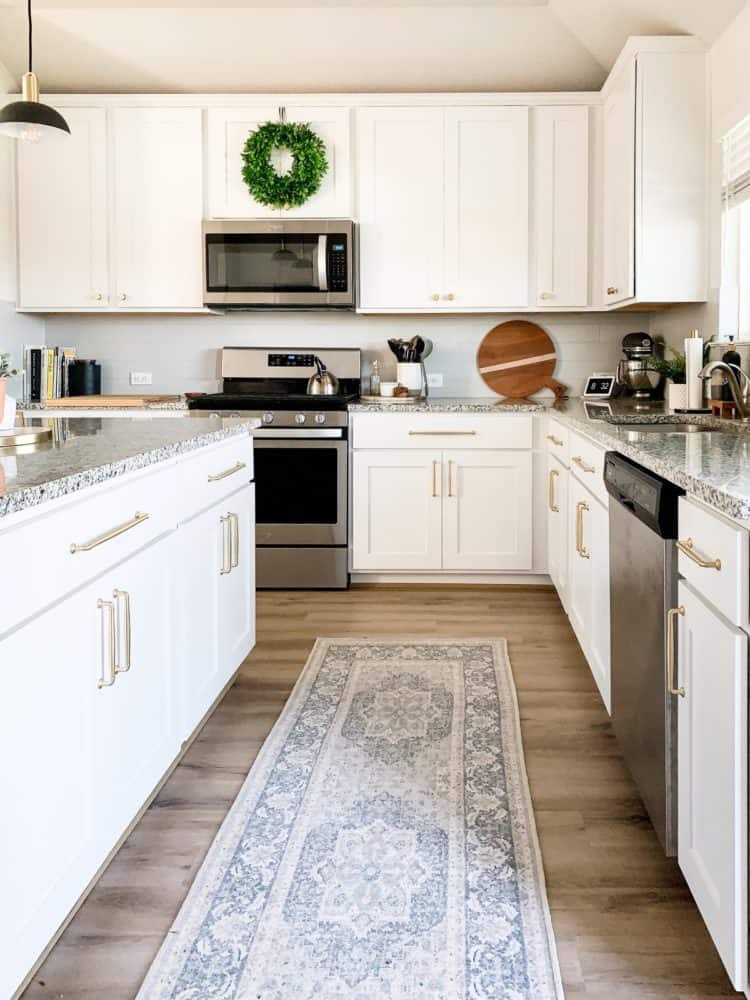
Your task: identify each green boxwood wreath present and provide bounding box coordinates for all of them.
[241,122,328,210]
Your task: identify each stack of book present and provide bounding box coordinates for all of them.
[24,346,78,403]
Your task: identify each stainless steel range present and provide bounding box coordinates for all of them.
[188,347,361,589]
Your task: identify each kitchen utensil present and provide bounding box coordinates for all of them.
[388,336,427,364]
[476,320,567,399]
[306,356,340,396]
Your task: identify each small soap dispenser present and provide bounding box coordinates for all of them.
[684,328,707,411]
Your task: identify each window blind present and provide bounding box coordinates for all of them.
[723,114,750,206]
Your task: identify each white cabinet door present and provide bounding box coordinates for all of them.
[207,106,351,218]
[0,590,96,1000]
[532,106,589,307]
[442,449,532,570]
[218,483,256,681]
[602,60,636,305]
[92,536,177,853]
[356,108,445,310]
[677,581,747,991]
[352,450,443,570]
[444,107,529,309]
[17,106,109,309]
[546,453,568,601]
[112,107,203,309]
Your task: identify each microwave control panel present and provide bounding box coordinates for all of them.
[327,238,348,292]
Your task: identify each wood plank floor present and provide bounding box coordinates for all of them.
[22,586,738,999]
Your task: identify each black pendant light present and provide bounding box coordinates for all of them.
[0,0,70,142]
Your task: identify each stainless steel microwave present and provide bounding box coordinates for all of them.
[202,219,355,308]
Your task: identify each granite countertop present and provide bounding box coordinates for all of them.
[349,396,544,413]
[0,415,258,519]
[21,398,190,412]
[550,398,750,522]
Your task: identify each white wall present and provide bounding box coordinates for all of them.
[45,310,651,398]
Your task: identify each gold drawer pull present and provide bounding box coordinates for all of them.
[431,460,439,498]
[677,538,722,571]
[548,468,559,512]
[113,589,132,673]
[70,511,150,554]
[572,455,596,474]
[448,460,455,498]
[576,500,590,558]
[208,460,247,483]
[220,514,232,575]
[408,430,477,436]
[97,599,116,689]
[230,512,240,569]
[607,286,619,296]
[667,606,686,698]
[546,434,563,446]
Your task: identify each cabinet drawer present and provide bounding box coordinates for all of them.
[569,430,608,506]
[678,498,749,627]
[0,465,178,638]
[352,413,533,450]
[545,417,569,465]
[177,433,254,520]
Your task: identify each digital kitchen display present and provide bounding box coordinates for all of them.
[583,373,616,399]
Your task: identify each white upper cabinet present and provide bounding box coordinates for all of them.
[532,106,589,308]
[206,105,352,218]
[356,107,445,311]
[444,107,529,309]
[17,106,109,309]
[112,107,203,309]
[602,60,636,306]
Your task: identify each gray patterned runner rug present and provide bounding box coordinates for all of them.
[137,638,563,1000]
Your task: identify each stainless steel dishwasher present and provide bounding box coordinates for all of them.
[604,452,684,856]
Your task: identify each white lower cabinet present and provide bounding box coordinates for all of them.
[676,580,748,991]
[545,453,568,604]
[218,484,256,683]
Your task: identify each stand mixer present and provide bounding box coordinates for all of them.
[616,332,663,400]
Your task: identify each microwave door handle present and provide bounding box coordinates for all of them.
[317,235,328,291]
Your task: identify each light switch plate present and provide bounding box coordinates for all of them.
[130,372,153,386]
[427,373,444,388]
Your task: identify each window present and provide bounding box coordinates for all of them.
[721,115,750,337]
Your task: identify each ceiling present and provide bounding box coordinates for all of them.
[0,0,745,94]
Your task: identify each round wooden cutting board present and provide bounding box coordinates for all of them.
[477,320,567,399]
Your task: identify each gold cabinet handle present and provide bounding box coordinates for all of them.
[229,512,239,569]
[408,430,477,437]
[70,511,150,554]
[112,589,132,673]
[576,500,590,559]
[548,468,559,513]
[430,293,440,302]
[431,459,439,498]
[448,459,455,498]
[540,292,554,301]
[90,292,103,302]
[667,605,686,698]
[546,434,563,447]
[97,599,116,689]
[208,461,247,483]
[118,292,127,302]
[219,514,232,575]
[572,455,596,474]
[442,293,455,301]
[607,286,619,296]
[677,538,722,571]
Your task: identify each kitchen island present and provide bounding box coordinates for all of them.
[0,415,258,1000]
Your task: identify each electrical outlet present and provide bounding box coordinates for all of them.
[130,372,153,386]
[427,373,444,388]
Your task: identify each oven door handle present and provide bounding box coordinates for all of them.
[317,235,328,292]
[253,428,345,440]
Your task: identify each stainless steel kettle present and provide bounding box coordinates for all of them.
[306,356,339,396]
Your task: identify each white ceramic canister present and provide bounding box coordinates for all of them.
[396,362,424,394]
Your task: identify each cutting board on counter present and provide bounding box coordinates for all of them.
[44,394,182,408]
[477,320,567,400]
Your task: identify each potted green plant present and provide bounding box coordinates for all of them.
[647,348,687,410]
[0,353,19,420]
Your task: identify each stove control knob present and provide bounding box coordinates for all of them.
[314,414,326,425]
[261,412,274,424]
[295,413,306,425]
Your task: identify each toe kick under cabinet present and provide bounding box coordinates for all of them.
[0,433,256,1000]
[351,413,533,574]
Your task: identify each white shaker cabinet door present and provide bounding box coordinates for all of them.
[112,107,203,309]
[546,454,568,602]
[602,59,636,305]
[218,483,256,681]
[207,106,351,219]
[532,106,589,307]
[677,580,747,991]
[444,107,529,309]
[356,108,445,310]
[17,106,109,309]
[442,449,532,570]
[352,450,443,570]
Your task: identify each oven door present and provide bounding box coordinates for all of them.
[253,434,347,546]
[203,219,354,307]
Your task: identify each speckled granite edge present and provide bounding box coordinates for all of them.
[21,399,190,412]
[0,421,254,519]
[551,406,750,522]
[349,398,544,413]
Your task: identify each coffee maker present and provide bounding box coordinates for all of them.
[616,332,662,399]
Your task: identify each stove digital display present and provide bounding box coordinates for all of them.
[268,353,316,368]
